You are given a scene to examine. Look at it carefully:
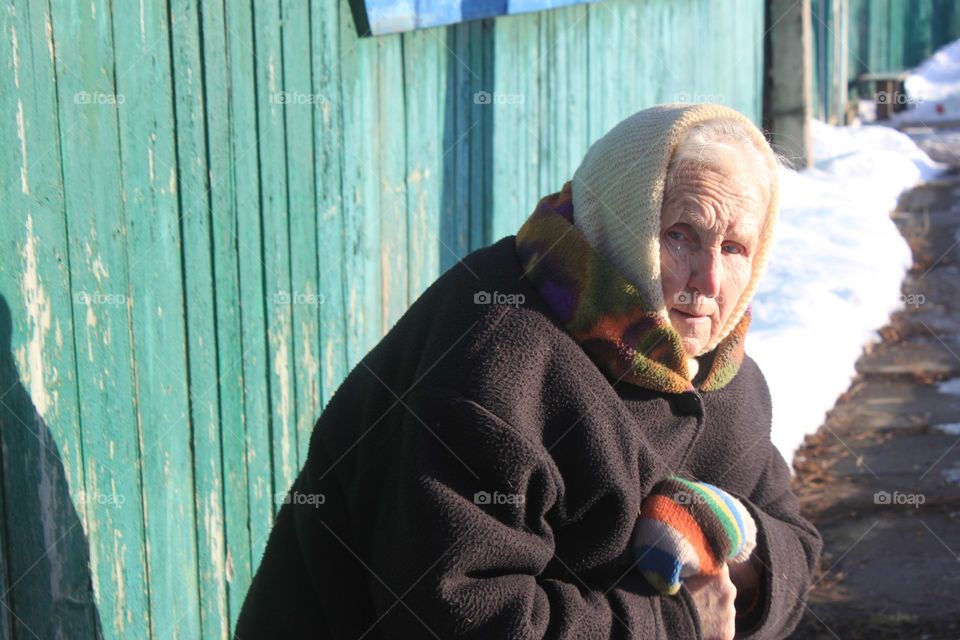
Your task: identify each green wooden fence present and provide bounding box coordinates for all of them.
[0,0,764,637]
[812,0,960,122]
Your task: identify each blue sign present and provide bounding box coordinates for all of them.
[351,0,600,36]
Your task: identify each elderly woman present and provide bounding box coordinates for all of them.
[235,103,822,640]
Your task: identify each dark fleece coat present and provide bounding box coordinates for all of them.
[234,236,823,640]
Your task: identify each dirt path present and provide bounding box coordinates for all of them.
[791,133,960,639]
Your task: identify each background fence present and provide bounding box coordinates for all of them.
[811,0,960,122]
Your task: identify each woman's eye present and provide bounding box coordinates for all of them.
[722,242,744,255]
[666,230,686,242]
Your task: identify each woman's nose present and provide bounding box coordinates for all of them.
[688,249,723,300]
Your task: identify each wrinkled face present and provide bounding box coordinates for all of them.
[659,160,767,357]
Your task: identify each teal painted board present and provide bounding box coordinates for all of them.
[0,0,98,636]
[931,0,960,55]
[311,0,350,411]
[199,0,255,628]
[279,0,323,471]
[867,0,891,73]
[168,0,231,637]
[543,4,588,194]
[376,33,410,332]
[48,0,153,636]
[441,20,479,267]
[847,0,870,85]
[585,0,622,144]
[401,26,446,303]
[253,0,299,508]
[904,0,933,69]
[111,0,203,635]
[466,18,494,252]
[490,14,540,241]
[224,0,275,567]
[339,0,382,367]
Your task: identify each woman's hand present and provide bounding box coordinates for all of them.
[685,563,737,640]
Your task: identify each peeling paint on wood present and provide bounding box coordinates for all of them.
[20,215,51,415]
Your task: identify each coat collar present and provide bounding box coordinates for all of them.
[514,181,751,394]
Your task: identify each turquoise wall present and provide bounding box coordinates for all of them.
[0,0,764,637]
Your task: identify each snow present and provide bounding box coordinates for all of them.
[751,35,960,467]
[887,39,960,126]
[748,121,946,464]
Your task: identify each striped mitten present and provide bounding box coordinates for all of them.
[632,476,757,595]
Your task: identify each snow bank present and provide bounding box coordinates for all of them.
[889,38,960,125]
[749,121,945,463]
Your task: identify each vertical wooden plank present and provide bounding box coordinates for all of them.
[252,0,297,507]
[540,4,588,195]
[667,0,693,109]
[531,12,551,200]
[224,0,274,567]
[198,0,253,628]
[311,0,348,409]
[651,0,672,106]
[754,0,766,121]
[585,0,621,141]
[47,0,153,635]
[725,0,743,115]
[622,1,645,115]
[810,0,821,120]
[534,11,552,200]
[565,3,590,179]
[466,19,492,251]
[932,0,960,52]
[727,0,758,119]
[375,32,408,335]
[111,0,203,636]
[832,0,844,123]
[903,0,931,68]
[279,0,322,471]
[819,0,832,120]
[491,14,539,241]
[167,0,230,637]
[837,0,848,122]
[0,0,99,636]
[440,21,473,268]
[867,0,889,73]
[339,0,381,365]
[886,0,903,73]
[847,0,869,87]
[401,26,445,301]
[723,0,738,106]
[824,0,836,122]
[488,13,534,243]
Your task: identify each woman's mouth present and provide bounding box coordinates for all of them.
[670,308,710,324]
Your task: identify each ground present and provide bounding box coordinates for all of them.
[791,130,960,639]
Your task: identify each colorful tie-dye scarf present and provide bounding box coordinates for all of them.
[514,181,751,394]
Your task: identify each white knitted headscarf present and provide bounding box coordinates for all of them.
[571,103,779,359]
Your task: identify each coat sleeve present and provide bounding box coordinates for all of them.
[358,385,702,640]
[729,439,824,639]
